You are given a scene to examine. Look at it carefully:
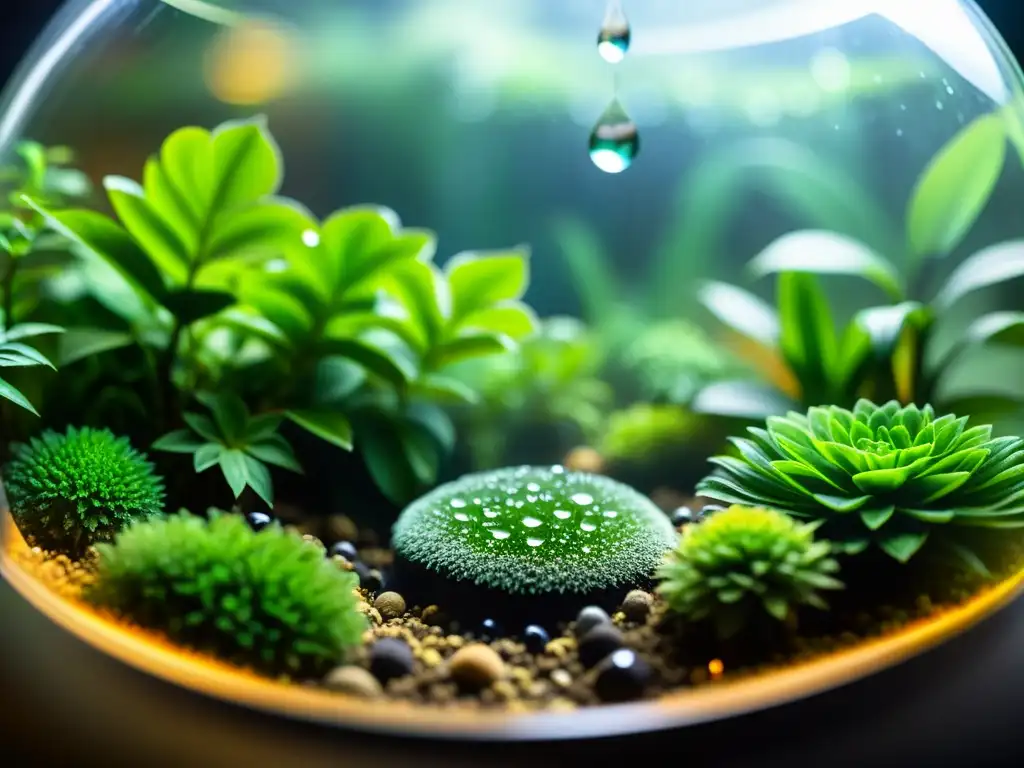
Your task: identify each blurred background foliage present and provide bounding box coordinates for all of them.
[3,1,1024,525]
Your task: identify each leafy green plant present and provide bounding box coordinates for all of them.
[26,116,314,428]
[392,465,677,595]
[446,316,611,469]
[697,400,1024,570]
[152,392,300,506]
[0,320,63,414]
[656,505,843,639]
[89,511,366,676]
[694,113,1024,423]
[3,426,165,555]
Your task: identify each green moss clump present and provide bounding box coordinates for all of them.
[392,465,677,596]
[657,505,843,639]
[600,403,699,462]
[89,512,367,677]
[3,426,165,555]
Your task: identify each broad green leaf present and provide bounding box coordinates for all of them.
[287,409,354,451]
[690,380,796,419]
[433,332,514,369]
[196,391,248,442]
[246,436,302,473]
[159,127,214,221]
[446,248,529,323]
[219,449,250,499]
[162,288,235,325]
[0,377,38,415]
[17,141,47,193]
[206,199,314,263]
[216,308,290,348]
[907,113,1006,259]
[210,118,282,210]
[2,323,64,342]
[458,302,538,340]
[0,342,53,368]
[311,357,366,405]
[357,415,428,505]
[104,176,189,282]
[697,281,779,346]
[152,429,206,453]
[243,285,313,341]
[387,260,446,348]
[143,156,198,253]
[963,311,1024,348]
[406,402,456,455]
[318,337,416,386]
[244,413,283,442]
[183,412,222,443]
[410,374,480,405]
[859,505,895,531]
[158,0,244,25]
[57,328,134,366]
[319,206,434,296]
[241,454,274,506]
[748,230,903,301]
[933,240,1024,310]
[24,201,167,303]
[852,467,911,494]
[194,443,222,472]
[778,272,838,400]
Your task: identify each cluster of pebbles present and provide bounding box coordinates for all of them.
[8,496,1023,714]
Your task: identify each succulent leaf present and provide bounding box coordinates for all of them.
[696,399,1024,564]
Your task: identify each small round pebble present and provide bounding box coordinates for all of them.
[701,504,725,517]
[670,506,695,527]
[574,605,611,638]
[354,562,384,593]
[578,624,625,669]
[324,666,383,698]
[478,618,503,641]
[369,638,415,683]
[550,668,573,689]
[374,591,406,620]
[301,534,326,554]
[594,649,652,702]
[246,511,273,531]
[522,624,550,654]
[621,590,653,622]
[449,643,506,690]
[330,540,359,562]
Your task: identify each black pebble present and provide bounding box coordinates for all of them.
[670,506,694,526]
[574,605,611,638]
[700,504,725,518]
[330,540,359,561]
[369,638,414,683]
[246,511,273,531]
[354,562,383,593]
[594,648,652,702]
[479,618,503,641]
[522,625,550,654]
[578,624,625,669]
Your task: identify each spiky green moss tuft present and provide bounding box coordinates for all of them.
[600,403,700,462]
[392,465,677,596]
[657,505,843,639]
[3,426,165,555]
[88,512,367,677]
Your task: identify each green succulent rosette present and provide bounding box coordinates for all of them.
[696,399,1024,566]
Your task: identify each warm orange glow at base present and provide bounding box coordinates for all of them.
[2,508,1024,738]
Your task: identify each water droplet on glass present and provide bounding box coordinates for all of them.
[597,0,630,64]
[589,98,639,174]
[572,492,595,506]
[522,517,543,528]
[473,497,482,505]
[582,546,591,554]
[603,510,618,518]
[450,498,467,509]
[484,509,499,519]
[554,509,571,520]
[526,482,541,493]
[581,522,597,532]
[551,465,565,474]
[527,538,545,547]
[454,512,470,522]
[492,529,510,540]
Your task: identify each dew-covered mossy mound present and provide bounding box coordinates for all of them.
[392,465,677,624]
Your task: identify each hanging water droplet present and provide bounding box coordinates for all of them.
[581,522,597,532]
[454,512,470,522]
[522,517,544,528]
[572,492,595,506]
[492,529,510,540]
[527,538,545,547]
[589,99,639,174]
[554,509,571,520]
[597,0,630,64]
[450,498,467,508]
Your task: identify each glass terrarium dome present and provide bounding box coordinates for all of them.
[3,0,1024,737]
